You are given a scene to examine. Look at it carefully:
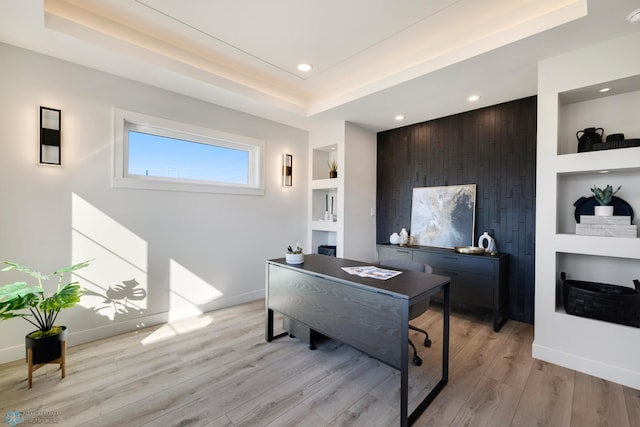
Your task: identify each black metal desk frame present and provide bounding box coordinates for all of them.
[265,255,450,427]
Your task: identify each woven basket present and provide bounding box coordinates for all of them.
[561,272,640,328]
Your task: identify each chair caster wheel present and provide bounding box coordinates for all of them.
[413,356,422,366]
[424,339,432,347]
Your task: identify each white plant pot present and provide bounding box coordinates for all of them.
[285,253,304,264]
[594,205,614,216]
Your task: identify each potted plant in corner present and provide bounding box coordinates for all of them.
[591,184,621,216]
[285,243,304,264]
[0,259,91,387]
[328,159,338,179]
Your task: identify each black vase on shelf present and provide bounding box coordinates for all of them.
[576,127,604,152]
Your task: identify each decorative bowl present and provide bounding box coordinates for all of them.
[454,246,486,255]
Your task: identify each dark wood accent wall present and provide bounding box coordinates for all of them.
[376,96,536,324]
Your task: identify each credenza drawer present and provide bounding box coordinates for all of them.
[431,268,493,308]
[377,245,413,261]
[412,250,494,276]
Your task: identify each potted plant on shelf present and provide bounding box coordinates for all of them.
[328,159,338,179]
[0,259,91,387]
[591,184,621,216]
[285,243,304,264]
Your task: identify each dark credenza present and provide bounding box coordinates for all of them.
[377,244,509,332]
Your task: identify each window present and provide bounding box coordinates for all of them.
[114,109,264,195]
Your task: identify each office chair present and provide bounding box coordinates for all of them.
[379,258,432,366]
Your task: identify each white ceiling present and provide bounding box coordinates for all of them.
[1,0,639,132]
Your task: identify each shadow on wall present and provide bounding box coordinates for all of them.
[71,193,224,327]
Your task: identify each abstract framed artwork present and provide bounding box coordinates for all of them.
[410,184,476,248]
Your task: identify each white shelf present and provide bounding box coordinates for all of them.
[310,220,338,232]
[554,233,640,259]
[310,178,339,190]
[555,147,640,175]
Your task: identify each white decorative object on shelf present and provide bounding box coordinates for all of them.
[576,216,638,238]
[576,224,637,237]
[594,205,614,216]
[581,215,631,225]
[576,215,637,237]
[478,231,497,253]
[390,233,400,244]
[399,228,409,245]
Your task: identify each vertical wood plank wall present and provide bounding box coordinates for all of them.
[376,96,536,324]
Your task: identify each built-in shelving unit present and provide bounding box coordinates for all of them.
[307,122,377,261]
[554,83,640,285]
[309,144,341,255]
[534,32,640,389]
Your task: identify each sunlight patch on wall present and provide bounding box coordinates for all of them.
[169,259,223,322]
[71,193,149,321]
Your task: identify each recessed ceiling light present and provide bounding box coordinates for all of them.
[468,95,480,102]
[297,63,312,72]
[395,115,404,121]
[599,87,611,93]
[627,7,640,24]
[598,170,610,174]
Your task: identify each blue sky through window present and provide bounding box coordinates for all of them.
[127,131,249,184]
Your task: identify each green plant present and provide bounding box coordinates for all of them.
[0,260,91,338]
[590,185,621,206]
[287,243,303,254]
[327,159,338,173]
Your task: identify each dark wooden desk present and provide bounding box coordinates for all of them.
[265,254,450,426]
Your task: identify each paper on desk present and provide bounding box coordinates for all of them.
[341,266,402,280]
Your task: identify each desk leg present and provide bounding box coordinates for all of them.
[408,282,450,425]
[443,282,450,382]
[266,308,274,342]
[400,302,410,427]
[265,308,288,342]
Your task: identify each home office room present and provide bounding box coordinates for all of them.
[1,1,640,426]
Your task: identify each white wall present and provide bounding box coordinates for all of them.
[343,122,377,262]
[0,43,309,363]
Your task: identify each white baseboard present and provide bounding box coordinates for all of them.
[0,290,264,365]
[532,342,640,389]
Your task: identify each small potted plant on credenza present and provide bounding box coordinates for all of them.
[0,259,91,388]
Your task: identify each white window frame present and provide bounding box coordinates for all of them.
[113,108,264,195]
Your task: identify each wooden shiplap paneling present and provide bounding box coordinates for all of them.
[376,96,537,324]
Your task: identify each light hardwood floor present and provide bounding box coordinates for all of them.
[1,300,639,427]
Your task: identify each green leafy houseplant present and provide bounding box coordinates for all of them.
[0,260,91,338]
[591,184,621,206]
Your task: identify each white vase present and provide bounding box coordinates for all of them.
[594,205,614,216]
[285,253,304,264]
[399,228,409,245]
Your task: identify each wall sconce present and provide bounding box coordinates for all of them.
[40,106,61,165]
[283,154,292,187]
